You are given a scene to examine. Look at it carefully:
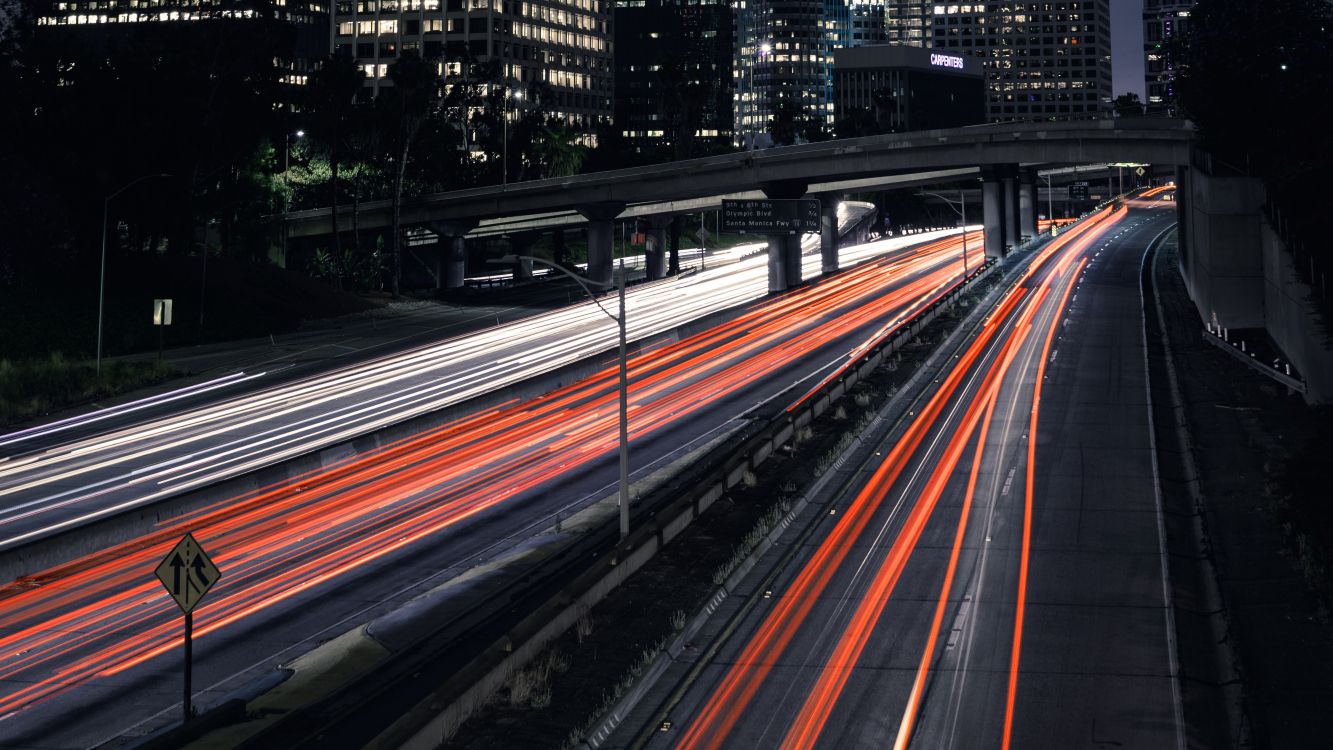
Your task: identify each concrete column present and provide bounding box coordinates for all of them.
[766,235,788,293]
[820,196,841,275]
[644,216,670,281]
[509,231,537,281]
[668,216,682,275]
[552,228,567,268]
[429,219,478,289]
[1003,168,1021,249]
[759,179,810,292]
[981,167,1006,259]
[1019,169,1038,240]
[784,234,802,288]
[578,203,625,287]
[1175,165,1190,276]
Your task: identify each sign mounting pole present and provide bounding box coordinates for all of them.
[183,611,193,722]
[155,532,221,725]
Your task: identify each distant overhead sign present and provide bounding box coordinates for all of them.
[721,199,821,234]
[1069,182,1090,201]
[155,533,220,615]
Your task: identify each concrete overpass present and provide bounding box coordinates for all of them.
[284,118,1194,291]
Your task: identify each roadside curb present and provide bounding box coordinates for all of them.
[1142,227,1248,748]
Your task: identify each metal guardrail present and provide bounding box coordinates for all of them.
[1201,327,1306,394]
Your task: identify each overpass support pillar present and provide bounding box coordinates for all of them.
[1019,169,1038,241]
[761,179,810,292]
[1002,166,1021,249]
[552,228,567,268]
[765,235,803,293]
[981,166,1007,259]
[819,195,842,276]
[578,203,626,288]
[1175,165,1190,273]
[429,219,478,289]
[668,216,682,276]
[644,216,671,281]
[509,231,537,281]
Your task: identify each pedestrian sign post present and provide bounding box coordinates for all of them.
[155,533,220,722]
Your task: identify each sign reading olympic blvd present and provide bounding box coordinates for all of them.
[930,53,965,69]
[721,199,821,234]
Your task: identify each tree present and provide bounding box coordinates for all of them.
[770,99,803,146]
[383,50,438,297]
[835,106,878,139]
[1113,92,1145,118]
[307,51,366,265]
[533,121,586,178]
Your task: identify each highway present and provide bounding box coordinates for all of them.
[626,198,1184,749]
[0,204,905,556]
[0,225,986,748]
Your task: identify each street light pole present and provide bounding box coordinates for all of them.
[499,253,631,539]
[284,130,304,173]
[919,190,969,276]
[98,173,172,375]
[1041,173,1056,235]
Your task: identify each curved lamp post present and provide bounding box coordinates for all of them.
[98,173,173,375]
[919,188,973,276]
[498,253,631,539]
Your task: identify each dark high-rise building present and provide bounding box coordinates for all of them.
[880,1,1113,123]
[614,0,733,157]
[1143,0,1191,115]
[833,45,985,132]
[32,0,329,98]
[332,0,614,129]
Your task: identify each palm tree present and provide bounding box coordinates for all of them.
[384,50,438,297]
[307,51,365,264]
[534,121,585,178]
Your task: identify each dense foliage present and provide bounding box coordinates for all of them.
[1178,0,1332,248]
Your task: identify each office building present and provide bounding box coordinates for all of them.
[833,45,985,131]
[614,0,733,157]
[332,0,615,130]
[735,0,891,146]
[32,0,328,97]
[1143,0,1191,115]
[875,1,1113,123]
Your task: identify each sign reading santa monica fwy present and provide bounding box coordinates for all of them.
[721,199,822,234]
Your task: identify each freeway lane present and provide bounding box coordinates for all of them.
[0,205,902,557]
[628,200,1182,749]
[0,231,983,749]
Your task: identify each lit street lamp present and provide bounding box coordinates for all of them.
[284,129,304,172]
[919,188,972,276]
[98,173,172,375]
[497,252,631,539]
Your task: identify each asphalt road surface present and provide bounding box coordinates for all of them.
[0,207,907,556]
[626,197,1185,750]
[0,228,983,749]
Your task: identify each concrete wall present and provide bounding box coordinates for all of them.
[1178,158,1333,403]
[1179,166,1266,329]
[1261,222,1333,403]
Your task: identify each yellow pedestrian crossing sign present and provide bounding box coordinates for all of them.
[155,533,221,614]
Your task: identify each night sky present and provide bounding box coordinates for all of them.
[1112,0,1147,99]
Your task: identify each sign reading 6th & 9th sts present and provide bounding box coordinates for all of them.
[721,199,821,234]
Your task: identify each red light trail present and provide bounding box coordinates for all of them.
[673,206,1127,750]
[0,234,981,727]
